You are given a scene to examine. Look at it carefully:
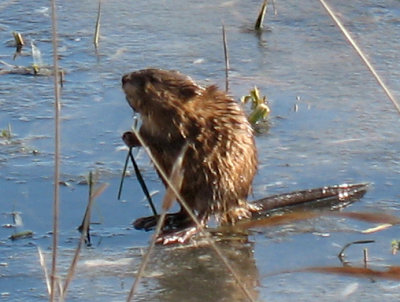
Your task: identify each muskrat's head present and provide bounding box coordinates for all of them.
[122,68,203,115]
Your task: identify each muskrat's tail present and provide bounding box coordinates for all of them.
[251,183,369,214]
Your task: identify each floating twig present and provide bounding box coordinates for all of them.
[9,230,33,240]
[338,240,375,262]
[361,223,392,234]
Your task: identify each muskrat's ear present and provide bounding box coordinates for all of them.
[179,84,200,100]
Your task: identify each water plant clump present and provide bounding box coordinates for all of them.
[241,86,270,125]
[0,124,12,140]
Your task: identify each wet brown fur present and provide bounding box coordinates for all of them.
[122,69,258,225]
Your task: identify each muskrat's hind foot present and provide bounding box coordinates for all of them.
[156,225,199,245]
[133,212,192,231]
[133,215,158,231]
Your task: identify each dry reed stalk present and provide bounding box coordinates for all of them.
[50,0,62,300]
[37,246,51,295]
[222,25,230,92]
[62,175,108,299]
[13,31,24,58]
[319,0,400,114]
[94,0,101,49]
[255,0,268,30]
[125,128,256,302]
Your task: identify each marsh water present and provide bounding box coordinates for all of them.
[1,0,400,301]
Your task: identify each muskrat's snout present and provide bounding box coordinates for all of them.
[122,74,130,87]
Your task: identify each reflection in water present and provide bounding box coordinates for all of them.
[146,239,259,302]
[31,41,43,68]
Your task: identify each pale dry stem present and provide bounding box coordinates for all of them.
[319,0,400,114]
[37,246,51,295]
[62,179,108,299]
[50,0,62,300]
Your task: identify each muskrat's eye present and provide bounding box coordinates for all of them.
[135,77,146,89]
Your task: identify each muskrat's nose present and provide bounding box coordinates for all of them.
[122,74,129,86]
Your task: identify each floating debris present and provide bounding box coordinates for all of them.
[0,60,54,76]
[391,240,400,255]
[10,230,33,240]
[361,223,392,234]
[338,240,375,262]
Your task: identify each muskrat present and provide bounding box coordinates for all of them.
[121,69,369,244]
[121,68,259,244]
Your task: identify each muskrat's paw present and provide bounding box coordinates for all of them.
[133,212,192,232]
[133,215,157,231]
[122,131,140,148]
[156,226,199,245]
